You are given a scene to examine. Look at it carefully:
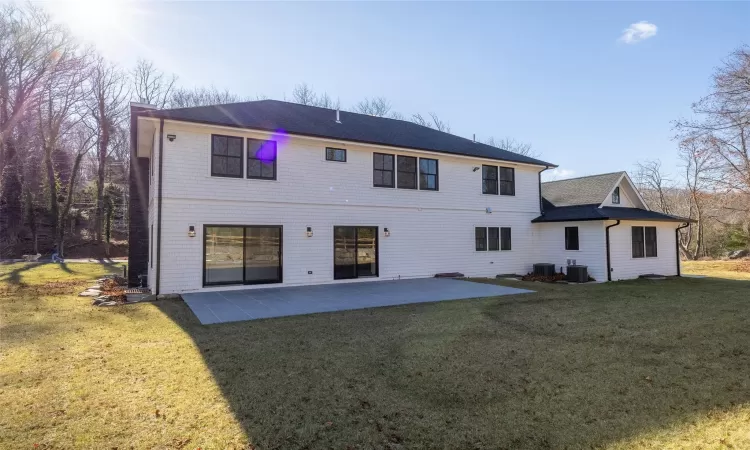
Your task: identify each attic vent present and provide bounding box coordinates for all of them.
[335,109,341,124]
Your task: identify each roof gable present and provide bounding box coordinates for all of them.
[599,172,648,210]
[139,100,556,167]
[541,172,626,207]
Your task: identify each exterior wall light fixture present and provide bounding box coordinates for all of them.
[188,225,196,237]
[306,226,313,237]
[384,227,390,237]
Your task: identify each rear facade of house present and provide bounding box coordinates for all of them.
[129,100,690,294]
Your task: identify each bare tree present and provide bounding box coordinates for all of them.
[37,40,90,252]
[675,46,750,195]
[86,56,128,245]
[292,82,317,106]
[485,136,536,157]
[355,97,392,117]
[410,112,450,132]
[58,123,96,256]
[170,85,245,108]
[0,4,66,243]
[678,136,717,259]
[131,58,176,108]
[635,160,674,214]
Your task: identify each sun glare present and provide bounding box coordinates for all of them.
[47,0,135,41]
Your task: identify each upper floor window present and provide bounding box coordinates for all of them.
[482,165,498,195]
[565,226,579,250]
[419,158,438,191]
[373,153,395,188]
[632,226,657,258]
[247,138,277,180]
[211,135,243,178]
[499,167,515,196]
[397,155,417,189]
[612,187,620,204]
[326,147,346,162]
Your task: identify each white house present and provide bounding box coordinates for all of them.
[127,100,690,294]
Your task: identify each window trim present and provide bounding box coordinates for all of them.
[565,226,580,251]
[325,147,347,162]
[612,187,621,204]
[246,138,277,181]
[482,165,498,195]
[500,227,512,251]
[210,134,244,178]
[475,227,488,251]
[499,166,515,196]
[397,155,418,190]
[373,152,395,188]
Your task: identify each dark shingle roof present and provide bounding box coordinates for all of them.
[532,204,692,223]
[140,100,555,167]
[541,172,625,207]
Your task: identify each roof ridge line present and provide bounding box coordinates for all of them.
[542,171,625,184]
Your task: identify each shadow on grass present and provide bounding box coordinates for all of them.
[152,276,750,449]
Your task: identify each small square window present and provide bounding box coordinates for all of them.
[326,147,346,162]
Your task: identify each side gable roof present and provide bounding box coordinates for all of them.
[139,100,556,167]
[541,172,626,207]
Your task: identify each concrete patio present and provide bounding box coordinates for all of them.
[181,278,533,324]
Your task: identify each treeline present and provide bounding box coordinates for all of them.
[0,3,533,259]
[636,46,750,259]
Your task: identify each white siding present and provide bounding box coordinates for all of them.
[150,121,544,293]
[532,222,607,282]
[608,220,679,280]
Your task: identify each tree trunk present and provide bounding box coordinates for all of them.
[95,123,109,242]
[43,145,59,249]
[59,152,84,258]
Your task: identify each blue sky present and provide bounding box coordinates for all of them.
[43,1,750,181]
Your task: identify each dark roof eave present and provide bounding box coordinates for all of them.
[137,112,558,168]
[531,216,694,224]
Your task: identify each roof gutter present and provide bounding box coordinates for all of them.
[605,220,621,281]
[675,222,690,276]
[155,118,164,295]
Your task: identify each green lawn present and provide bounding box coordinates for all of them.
[1,261,749,449]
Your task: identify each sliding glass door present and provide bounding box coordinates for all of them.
[204,225,282,286]
[333,226,378,280]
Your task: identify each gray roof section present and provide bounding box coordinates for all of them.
[140,100,556,167]
[541,172,625,207]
